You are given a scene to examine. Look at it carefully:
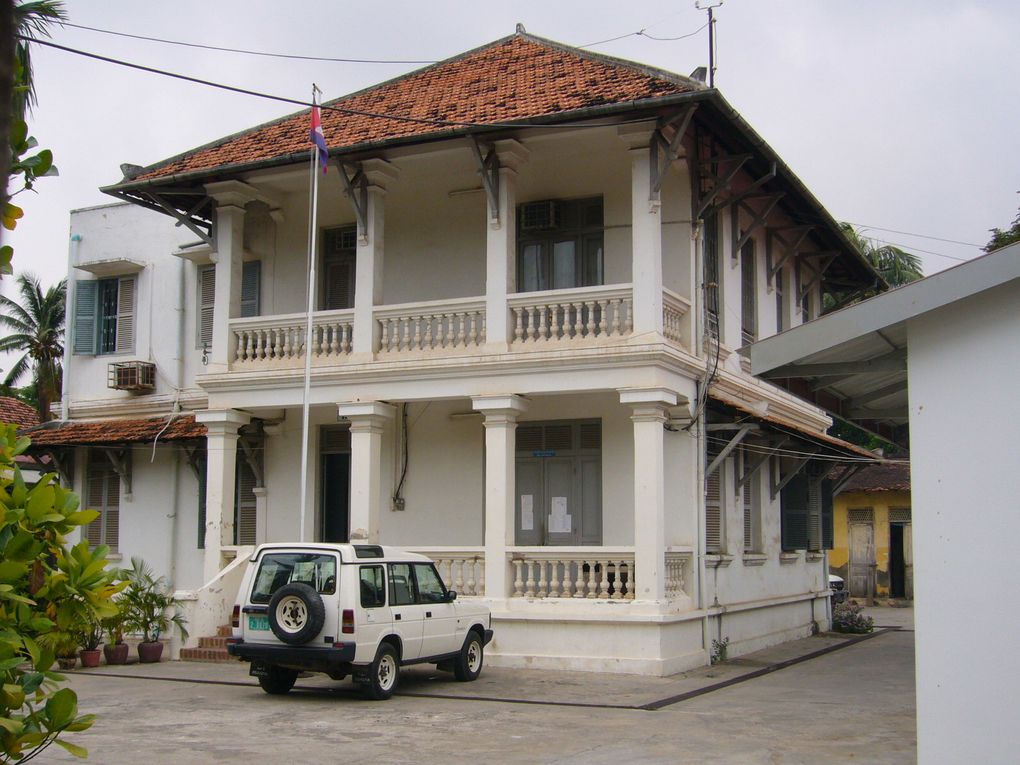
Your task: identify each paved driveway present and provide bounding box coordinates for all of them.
[48,627,915,764]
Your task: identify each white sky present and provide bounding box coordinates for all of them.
[3,0,1019,313]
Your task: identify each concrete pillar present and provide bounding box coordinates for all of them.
[472,394,529,600]
[484,140,530,352]
[195,408,251,583]
[350,159,399,359]
[620,387,678,602]
[338,401,395,542]
[618,124,663,338]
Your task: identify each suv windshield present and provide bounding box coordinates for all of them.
[251,552,337,604]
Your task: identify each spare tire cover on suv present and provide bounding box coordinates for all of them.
[267,583,326,645]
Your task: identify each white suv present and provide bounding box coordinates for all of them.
[227,543,493,700]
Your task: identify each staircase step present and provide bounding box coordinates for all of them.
[217,625,233,637]
[199,636,228,649]
[180,646,234,663]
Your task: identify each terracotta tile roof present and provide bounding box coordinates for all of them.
[0,397,40,428]
[838,460,911,492]
[23,415,206,447]
[132,33,697,183]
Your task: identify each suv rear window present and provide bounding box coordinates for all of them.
[251,553,337,604]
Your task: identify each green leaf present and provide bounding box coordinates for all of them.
[0,715,23,735]
[54,738,89,758]
[9,120,27,147]
[64,511,98,527]
[44,687,77,729]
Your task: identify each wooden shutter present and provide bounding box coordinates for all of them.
[73,280,98,355]
[781,471,809,551]
[740,239,757,344]
[105,471,120,552]
[323,253,355,310]
[235,455,258,546]
[198,265,215,346]
[84,452,119,551]
[821,478,834,550]
[84,467,104,546]
[115,276,135,353]
[742,454,754,551]
[705,445,722,553]
[240,261,261,318]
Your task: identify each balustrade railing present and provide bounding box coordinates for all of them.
[509,285,633,345]
[405,548,485,596]
[665,551,693,600]
[375,297,486,354]
[662,289,691,346]
[509,549,634,599]
[231,310,354,365]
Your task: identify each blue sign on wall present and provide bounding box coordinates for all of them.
[532,450,556,458]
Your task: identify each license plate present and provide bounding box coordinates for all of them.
[249,661,270,678]
[248,615,269,631]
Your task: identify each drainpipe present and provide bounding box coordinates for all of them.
[61,233,82,422]
[691,221,712,661]
[168,256,187,658]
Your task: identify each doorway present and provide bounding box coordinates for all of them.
[320,426,351,543]
[889,520,913,599]
[848,509,875,599]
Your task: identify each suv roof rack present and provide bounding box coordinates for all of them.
[353,545,385,559]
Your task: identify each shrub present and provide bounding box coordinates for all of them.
[832,601,874,634]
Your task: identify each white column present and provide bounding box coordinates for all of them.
[195,409,251,583]
[484,140,530,352]
[472,394,529,600]
[339,401,395,542]
[618,124,664,338]
[620,387,678,602]
[351,159,399,360]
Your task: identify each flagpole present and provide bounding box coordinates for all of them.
[298,84,323,543]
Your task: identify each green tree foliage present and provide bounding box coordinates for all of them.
[983,206,1020,253]
[11,1,65,122]
[0,422,123,761]
[0,273,64,420]
[824,224,924,312]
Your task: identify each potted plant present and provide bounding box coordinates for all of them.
[122,557,189,663]
[53,633,79,670]
[76,617,104,668]
[102,608,130,665]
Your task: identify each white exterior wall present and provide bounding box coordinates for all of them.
[908,279,1020,764]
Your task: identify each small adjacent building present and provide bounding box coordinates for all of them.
[829,460,912,602]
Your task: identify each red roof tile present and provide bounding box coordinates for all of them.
[0,397,41,428]
[132,33,696,183]
[24,415,206,446]
[839,461,911,493]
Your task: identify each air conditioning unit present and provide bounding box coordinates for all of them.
[108,361,156,392]
[520,200,561,231]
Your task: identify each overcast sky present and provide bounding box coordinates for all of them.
[3,0,1018,313]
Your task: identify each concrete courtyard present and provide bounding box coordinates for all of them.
[49,608,915,764]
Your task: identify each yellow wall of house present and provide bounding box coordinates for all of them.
[831,490,912,597]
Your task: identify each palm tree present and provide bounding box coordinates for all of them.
[825,224,924,312]
[0,272,65,419]
[11,1,66,121]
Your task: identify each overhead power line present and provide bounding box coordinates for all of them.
[844,221,983,249]
[24,36,665,133]
[62,21,437,64]
[581,22,707,48]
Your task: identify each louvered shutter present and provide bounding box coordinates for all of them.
[579,422,601,451]
[516,426,543,453]
[320,426,351,453]
[234,455,259,546]
[821,478,834,550]
[198,266,215,347]
[544,424,573,451]
[323,254,355,310]
[742,469,754,551]
[105,472,120,552]
[740,239,757,345]
[240,261,260,317]
[115,276,135,353]
[84,468,104,546]
[73,280,98,355]
[197,451,207,549]
[706,468,722,553]
[781,472,810,551]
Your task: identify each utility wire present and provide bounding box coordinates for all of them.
[844,221,983,249]
[581,22,707,48]
[24,36,671,133]
[61,21,437,64]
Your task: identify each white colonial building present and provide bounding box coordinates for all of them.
[31,30,878,674]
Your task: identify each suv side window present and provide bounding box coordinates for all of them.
[388,563,418,606]
[359,565,386,608]
[413,563,448,604]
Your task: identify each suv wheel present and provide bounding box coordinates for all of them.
[362,643,399,700]
[267,583,326,645]
[258,666,298,695]
[454,631,484,682]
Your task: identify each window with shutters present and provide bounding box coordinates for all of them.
[780,470,809,551]
[235,451,260,546]
[75,276,135,355]
[740,446,761,553]
[83,450,121,551]
[740,238,757,345]
[775,268,784,333]
[322,227,356,310]
[516,197,603,293]
[705,440,723,553]
[197,261,260,347]
[704,211,720,339]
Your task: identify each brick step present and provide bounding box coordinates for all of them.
[180,646,233,663]
[217,625,233,638]
[198,636,228,649]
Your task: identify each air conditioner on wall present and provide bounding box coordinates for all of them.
[519,200,561,231]
[108,361,156,392]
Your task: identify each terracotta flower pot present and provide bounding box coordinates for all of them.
[137,641,164,663]
[79,649,102,668]
[104,642,130,665]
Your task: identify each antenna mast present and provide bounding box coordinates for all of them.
[695,1,723,87]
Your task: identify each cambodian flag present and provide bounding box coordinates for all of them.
[310,105,328,173]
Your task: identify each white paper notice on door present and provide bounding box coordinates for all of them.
[549,496,572,533]
[520,495,534,531]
